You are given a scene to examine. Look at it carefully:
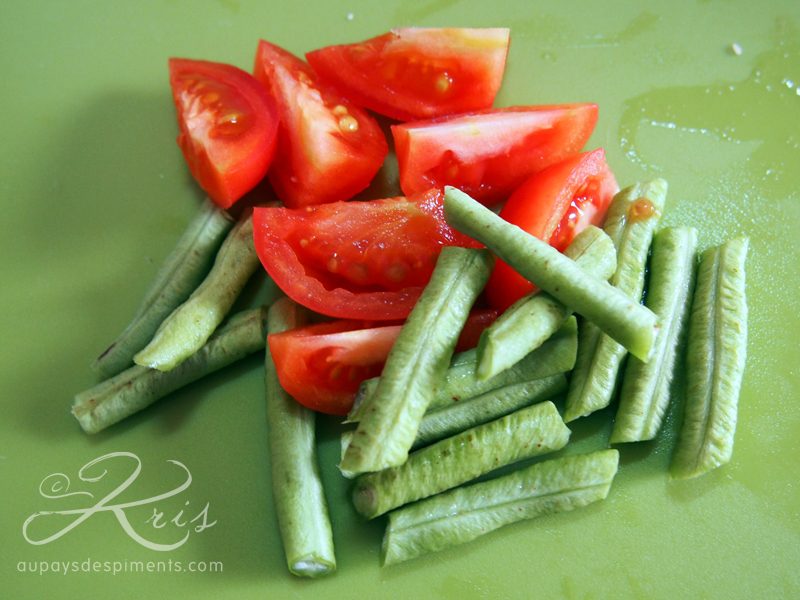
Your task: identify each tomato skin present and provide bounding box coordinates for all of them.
[253,40,388,207]
[393,104,598,205]
[268,309,498,415]
[486,148,619,311]
[306,28,510,121]
[252,188,480,321]
[168,58,278,209]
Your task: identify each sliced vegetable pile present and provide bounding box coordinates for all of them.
[75,27,748,578]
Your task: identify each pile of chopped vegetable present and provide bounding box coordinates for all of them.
[73,27,748,577]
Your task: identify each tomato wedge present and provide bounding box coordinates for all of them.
[306,28,510,121]
[392,104,598,205]
[486,148,619,311]
[253,188,480,320]
[168,58,279,209]
[253,40,388,207]
[268,310,498,415]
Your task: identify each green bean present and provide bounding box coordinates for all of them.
[414,374,567,448]
[73,307,268,434]
[135,213,262,372]
[345,378,379,423]
[476,225,617,380]
[611,227,698,443]
[92,201,233,379]
[381,449,619,566]
[340,248,493,475]
[444,186,658,361]
[564,180,667,422]
[430,316,577,411]
[348,316,577,424]
[339,430,357,479]
[671,238,748,479]
[341,374,567,477]
[353,401,570,519]
[265,298,336,576]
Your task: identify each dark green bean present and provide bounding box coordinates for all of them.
[73,306,267,434]
[135,213,261,371]
[92,201,233,378]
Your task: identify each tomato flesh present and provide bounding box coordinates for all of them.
[268,309,498,415]
[393,104,598,205]
[253,188,480,320]
[168,58,278,209]
[486,148,619,311]
[306,28,510,121]
[253,40,387,207]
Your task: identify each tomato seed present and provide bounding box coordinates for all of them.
[338,115,359,133]
[386,263,408,282]
[436,72,453,93]
[347,263,369,283]
[218,112,241,125]
[327,257,339,273]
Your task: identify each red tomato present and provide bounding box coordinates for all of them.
[486,148,619,311]
[268,320,395,415]
[392,104,598,205]
[168,59,279,209]
[253,40,388,207]
[252,188,480,321]
[268,309,498,415]
[306,28,510,122]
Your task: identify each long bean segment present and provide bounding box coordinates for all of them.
[611,227,698,443]
[73,306,268,434]
[92,201,233,378]
[414,374,567,448]
[381,449,619,566]
[340,248,493,475]
[671,238,748,479]
[477,225,617,380]
[432,316,577,411]
[353,401,570,519]
[444,186,658,361]
[348,316,577,424]
[265,298,336,577]
[341,375,567,474]
[135,213,261,371]
[564,180,667,422]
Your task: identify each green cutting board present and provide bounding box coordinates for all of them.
[2,1,798,598]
